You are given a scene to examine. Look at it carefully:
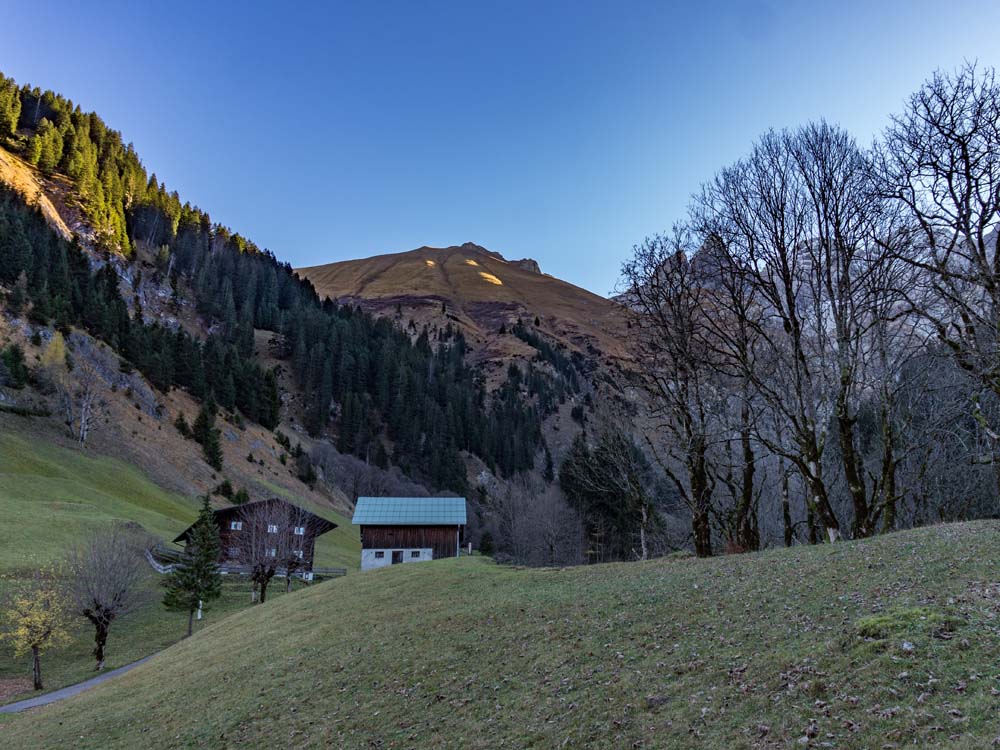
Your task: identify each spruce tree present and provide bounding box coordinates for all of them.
[192,400,223,470]
[163,496,222,636]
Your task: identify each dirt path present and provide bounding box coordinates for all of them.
[0,655,155,714]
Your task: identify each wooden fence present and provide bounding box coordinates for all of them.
[146,544,346,579]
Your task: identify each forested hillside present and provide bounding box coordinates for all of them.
[0,72,553,492]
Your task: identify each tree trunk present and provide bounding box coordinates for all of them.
[692,507,712,558]
[93,621,109,670]
[803,453,840,542]
[689,442,713,558]
[638,504,648,561]
[186,608,194,638]
[735,401,759,551]
[259,577,269,604]
[837,406,871,538]
[806,502,819,546]
[878,401,898,533]
[32,645,42,690]
[781,463,793,547]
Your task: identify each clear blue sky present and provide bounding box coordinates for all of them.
[3,1,1000,295]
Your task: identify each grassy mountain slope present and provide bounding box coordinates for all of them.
[0,420,360,703]
[298,243,630,374]
[0,429,196,573]
[5,522,997,748]
[0,421,358,574]
[0,421,358,705]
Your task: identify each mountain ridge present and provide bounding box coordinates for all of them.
[297,241,630,375]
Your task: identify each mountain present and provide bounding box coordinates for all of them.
[0,71,617,503]
[297,242,630,381]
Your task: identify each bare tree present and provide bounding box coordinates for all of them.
[57,360,106,447]
[695,128,849,541]
[621,230,719,556]
[875,63,1000,493]
[234,501,313,603]
[65,523,151,670]
[480,478,584,567]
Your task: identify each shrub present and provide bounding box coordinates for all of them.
[479,531,495,556]
[0,344,28,388]
[213,480,234,499]
[174,413,191,437]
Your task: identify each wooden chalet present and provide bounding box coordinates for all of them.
[352,496,467,570]
[173,497,337,574]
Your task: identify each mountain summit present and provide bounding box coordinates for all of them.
[296,243,628,370]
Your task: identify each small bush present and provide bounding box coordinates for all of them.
[174,413,191,437]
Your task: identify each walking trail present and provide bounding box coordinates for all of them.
[0,654,155,714]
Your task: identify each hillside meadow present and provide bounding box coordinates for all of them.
[0,428,358,704]
[2,521,997,748]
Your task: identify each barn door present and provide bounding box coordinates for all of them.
[391,550,403,565]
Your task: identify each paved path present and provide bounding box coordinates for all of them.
[0,654,155,713]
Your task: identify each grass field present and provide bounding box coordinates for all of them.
[0,430,198,574]
[0,428,359,705]
[0,577,305,705]
[3,521,997,748]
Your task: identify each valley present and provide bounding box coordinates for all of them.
[1,20,1000,749]
[3,522,997,748]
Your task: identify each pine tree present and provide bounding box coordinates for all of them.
[192,400,223,470]
[163,496,222,636]
[261,369,281,429]
[0,78,21,137]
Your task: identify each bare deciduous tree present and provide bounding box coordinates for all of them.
[479,477,585,567]
[621,230,719,556]
[65,523,151,670]
[57,360,106,447]
[876,63,1000,491]
[234,500,314,602]
[695,127,849,541]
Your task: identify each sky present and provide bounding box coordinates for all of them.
[3,1,1000,296]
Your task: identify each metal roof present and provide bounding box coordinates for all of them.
[352,496,467,526]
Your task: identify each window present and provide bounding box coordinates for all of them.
[228,547,239,557]
[374,551,385,559]
[268,548,277,557]
[230,521,242,531]
[293,526,305,536]
[293,550,304,559]
[410,551,420,558]
[267,524,279,533]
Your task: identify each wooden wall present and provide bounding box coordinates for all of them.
[361,525,462,559]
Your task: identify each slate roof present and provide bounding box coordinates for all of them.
[351,496,467,526]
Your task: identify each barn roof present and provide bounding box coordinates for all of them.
[173,497,337,543]
[352,496,467,526]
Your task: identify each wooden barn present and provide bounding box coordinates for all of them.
[352,496,467,570]
[173,497,337,574]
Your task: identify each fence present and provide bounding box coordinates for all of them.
[145,544,346,579]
